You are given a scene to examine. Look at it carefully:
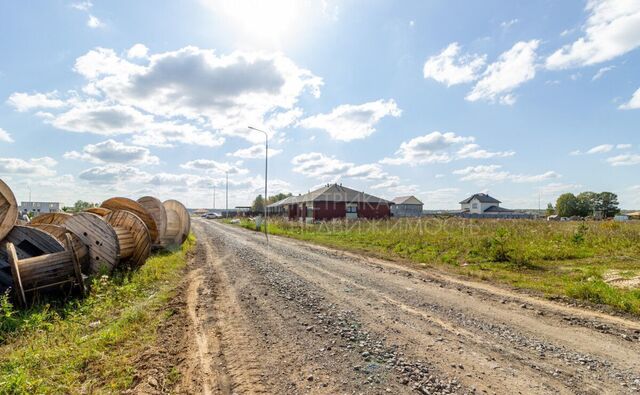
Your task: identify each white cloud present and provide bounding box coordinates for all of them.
[71,1,93,11]
[63,139,160,165]
[620,86,640,110]
[299,99,401,141]
[466,40,539,104]
[587,144,614,154]
[422,43,486,86]
[592,65,615,80]
[538,182,583,196]
[180,159,248,175]
[571,143,631,155]
[0,128,13,143]
[0,157,57,177]
[87,14,104,28]
[10,46,322,146]
[227,144,282,159]
[381,131,512,165]
[546,0,640,69]
[500,19,519,29]
[291,152,394,183]
[456,143,515,159]
[6,92,67,112]
[453,164,560,184]
[127,44,149,59]
[78,164,148,184]
[606,153,640,166]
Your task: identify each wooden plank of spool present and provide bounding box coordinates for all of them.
[0,179,18,241]
[137,196,167,248]
[64,212,120,274]
[162,199,190,246]
[101,197,159,244]
[8,233,84,306]
[0,225,65,293]
[30,212,72,226]
[105,210,151,268]
[27,223,90,273]
[86,207,111,217]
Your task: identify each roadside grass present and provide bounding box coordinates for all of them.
[226,217,640,315]
[0,234,195,394]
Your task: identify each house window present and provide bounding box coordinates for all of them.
[472,203,478,209]
[346,203,357,213]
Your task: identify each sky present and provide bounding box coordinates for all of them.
[0,0,639,210]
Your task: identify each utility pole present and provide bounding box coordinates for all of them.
[212,184,216,210]
[248,126,269,241]
[225,172,228,218]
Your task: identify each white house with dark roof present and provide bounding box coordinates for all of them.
[459,193,532,219]
[391,196,423,217]
[459,193,502,214]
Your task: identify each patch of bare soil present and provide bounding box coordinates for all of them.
[603,270,640,289]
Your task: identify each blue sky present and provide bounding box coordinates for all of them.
[0,0,639,209]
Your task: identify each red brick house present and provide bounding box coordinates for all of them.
[267,184,391,221]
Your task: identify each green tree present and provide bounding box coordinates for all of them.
[595,192,620,218]
[66,200,96,213]
[267,192,292,205]
[576,191,597,217]
[545,203,555,216]
[556,193,578,217]
[252,194,265,213]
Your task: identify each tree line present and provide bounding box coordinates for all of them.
[547,192,620,218]
[251,193,293,213]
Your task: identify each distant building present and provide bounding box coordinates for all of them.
[19,201,61,215]
[459,193,532,219]
[391,196,423,217]
[267,183,391,222]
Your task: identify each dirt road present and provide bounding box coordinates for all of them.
[149,219,640,394]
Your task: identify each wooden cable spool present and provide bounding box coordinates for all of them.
[105,210,151,268]
[162,199,191,247]
[101,197,159,244]
[86,207,111,217]
[8,233,84,306]
[64,212,120,274]
[0,179,18,240]
[137,196,167,249]
[0,225,65,293]
[30,212,73,226]
[27,223,90,273]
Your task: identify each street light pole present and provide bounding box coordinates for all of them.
[225,172,228,218]
[248,126,269,240]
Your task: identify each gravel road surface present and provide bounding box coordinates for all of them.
[149,219,640,394]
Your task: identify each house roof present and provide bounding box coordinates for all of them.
[392,196,423,205]
[483,205,513,213]
[459,193,501,204]
[267,184,391,206]
[300,184,390,204]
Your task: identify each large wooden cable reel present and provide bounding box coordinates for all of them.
[137,196,167,249]
[0,179,19,241]
[7,233,84,306]
[105,210,151,268]
[85,207,111,217]
[101,197,159,244]
[64,212,120,274]
[0,225,65,293]
[162,199,190,247]
[30,212,73,226]
[27,223,90,273]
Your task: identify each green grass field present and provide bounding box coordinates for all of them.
[0,234,195,394]
[230,217,640,315]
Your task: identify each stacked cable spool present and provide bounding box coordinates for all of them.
[0,179,191,306]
